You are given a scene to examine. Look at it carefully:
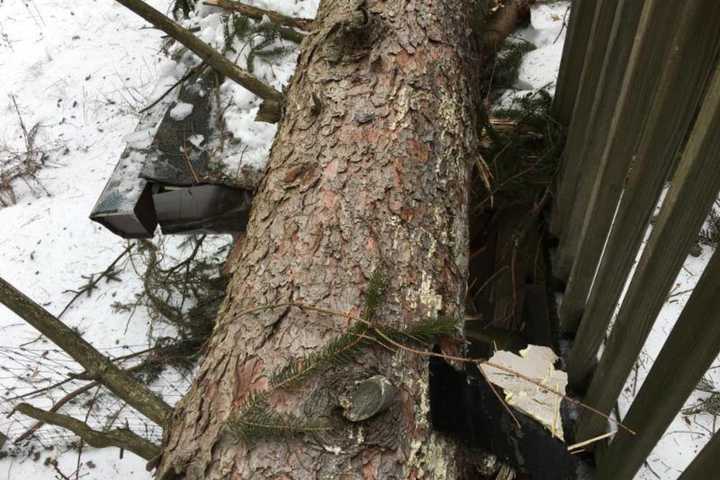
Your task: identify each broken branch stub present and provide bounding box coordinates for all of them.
[342,375,398,422]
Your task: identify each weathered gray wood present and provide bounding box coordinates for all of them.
[553,0,645,293]
[0,277,172,425]
[566,0,720,390]
[573,67,720,478]
[678,430,720,480]
[594,246,720,480]
[550,0,615,241]
[551,0,591,126]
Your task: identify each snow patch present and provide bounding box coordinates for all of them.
[169,101,194,121]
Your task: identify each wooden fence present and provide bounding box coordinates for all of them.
[551,0,720,478]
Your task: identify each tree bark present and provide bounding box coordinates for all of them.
[157,0,485,478]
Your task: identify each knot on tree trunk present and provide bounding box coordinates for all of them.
[342,375,398,422]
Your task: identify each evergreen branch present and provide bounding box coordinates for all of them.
[228,396,329,442]
[269,324,369,390]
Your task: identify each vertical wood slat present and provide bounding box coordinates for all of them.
[557,0,648,331]
[550,0,592,238]
[581,65,720,480]
[551,0,593,126]
[566,0,720,391]
[550,0,615,244]
[597,250,720,479]
[678,431,720,480]
[552,0,641,279]
[576,58,720,442]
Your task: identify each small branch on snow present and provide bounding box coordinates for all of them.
[13,351,164,444]
[139,63,208,114]
[113,0,284,121]
[14,403,160,461]
[204,0,314,32]
[58,243,134,318]
[0,276,172,425]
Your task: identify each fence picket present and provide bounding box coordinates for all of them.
[585,68,720,477]
[552,0,643,280]
[552,0,593,126]
[566,0,720,390]
[556,0,647,330]
[596,248,720,478]
[551,0,615,246]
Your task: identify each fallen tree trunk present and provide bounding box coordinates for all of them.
[156,0,486,478]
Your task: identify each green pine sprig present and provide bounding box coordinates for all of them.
[227,395,330,442]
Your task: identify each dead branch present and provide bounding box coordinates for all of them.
[113,0,284,120]
[204,0,314,31]
[139,63,208,114]
[0,277,172,425]
[13,353,162,444]
[484,0,531,51]
[15,403,160,461]
[58,243,134,318]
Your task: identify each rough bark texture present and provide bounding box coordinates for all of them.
[157,0,484,477]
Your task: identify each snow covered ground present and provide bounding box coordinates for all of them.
[0,0,313,477]
[1,1,180,478]
[0,1,715,479]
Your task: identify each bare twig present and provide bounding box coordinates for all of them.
[567,431,615,451]
[75,385,101,480]
[204,0,314,31]
[113,0,284,120]
[58,244,133,318]
[477,360,523,429]
[7,345,158,402]
[139,63,207,114]
[13,350,163,444]
[0,277,172,425]
[15,403,160,461]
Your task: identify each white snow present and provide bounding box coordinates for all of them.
[495,1,570,109]
[0,1,212,478]
[123,128,156,149]
[169,101,194,121]
[0,0,323,476]
[1,1,712,479]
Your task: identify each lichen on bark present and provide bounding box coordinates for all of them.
[156,0,486,478]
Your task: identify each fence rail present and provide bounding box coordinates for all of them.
[551,0,720,478]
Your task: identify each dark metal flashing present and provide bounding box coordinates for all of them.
[90,69,256,238]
